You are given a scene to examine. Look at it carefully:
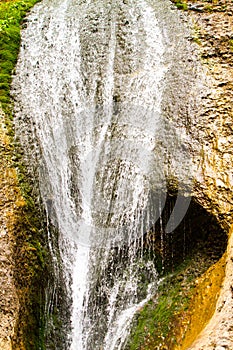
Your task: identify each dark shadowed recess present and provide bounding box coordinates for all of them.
[144,190,228,274]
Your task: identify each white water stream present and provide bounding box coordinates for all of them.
[12,0,202,348]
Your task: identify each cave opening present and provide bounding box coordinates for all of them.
[145,191,228,275]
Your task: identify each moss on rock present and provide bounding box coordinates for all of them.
[0,0,48,349]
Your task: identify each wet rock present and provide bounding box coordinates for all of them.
[0,109,20,349]
[188,4,204,12]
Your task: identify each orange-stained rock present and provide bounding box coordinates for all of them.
[0,109,20,349]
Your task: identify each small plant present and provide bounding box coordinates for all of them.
[0,0,40,113]
[192,24,202,46]
[172,1,188,11]
[126,258,197,350]
[126,235,226,350]
[204,4,213,12]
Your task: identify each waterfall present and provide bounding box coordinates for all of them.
[12,0,202,348]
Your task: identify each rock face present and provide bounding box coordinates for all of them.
[128,1,233,348]
[0,109,20,350]
[178,0,233,348]
[175,0,233,229]
[0,0,232,349]
[187,226,233,349]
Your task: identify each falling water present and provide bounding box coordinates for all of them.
[12,0,203,348]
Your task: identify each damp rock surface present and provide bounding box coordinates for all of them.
[186,227,233,350]
[0,0,232,349]
[0,109,20,350]
[186,0,233,227]
[176,0,233,348]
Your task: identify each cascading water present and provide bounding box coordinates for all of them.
[12,0,203,348]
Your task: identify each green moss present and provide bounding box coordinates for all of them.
[0,0,40,112]
[204,4,213,12]
[11,153,49,350]
[172,1,188,11]
[191,24,202,46]
[126,258,196,350]
[126,240,226,350]
[11,179,48,349]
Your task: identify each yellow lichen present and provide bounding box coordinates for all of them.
[173,253,226,349]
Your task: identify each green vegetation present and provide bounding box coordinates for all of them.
[0,0,40,112]
[126,258,197,350]
[191,24,202,46]
[172,1,188,11]
[13,200,48,350]
[203,4,213,12]
[126,239,226,350]
[126,187,228,349]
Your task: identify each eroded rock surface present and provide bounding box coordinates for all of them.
[0,109,20,350]
[0,1,232,348]
[187,226,233,350]
[183,0,233,348]
[185,0,233,228]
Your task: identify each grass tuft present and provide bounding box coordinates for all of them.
[0,0,40,112]
[172,1,188,11]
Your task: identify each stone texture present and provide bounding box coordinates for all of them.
[183,0,233,348]
[187,0,233,228]
[0,0,232,347]
[0,109,20,349]
[187,226,233,349]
